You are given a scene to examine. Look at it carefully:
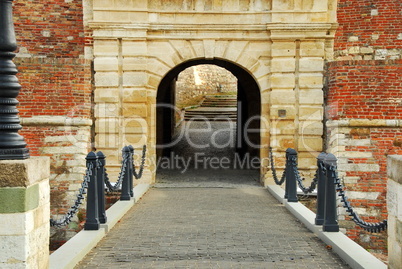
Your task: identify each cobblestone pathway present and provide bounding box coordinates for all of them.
[76,187,350,268]
[76,121,350,268]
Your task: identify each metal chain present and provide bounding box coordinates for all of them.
[331,165,387,233]
[291,155,319,194]
[269,146,286,185]
[50,162,93,228]
[104,155,128,192]
[133,145,146,179]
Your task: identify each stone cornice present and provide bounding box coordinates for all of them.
[20,116,92,127]
[89,22,268,32]
[267,22,338,31]
[326,119,402,128]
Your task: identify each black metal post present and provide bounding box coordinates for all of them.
[323,153,339,232]
[315,152,327,225]
[120,146,131,201]
[84,152,100,230]
[284,148,291,199]
[0,0,29,160]
[96,151,107,224]
[128,145,134,197]
[286,148,298,202]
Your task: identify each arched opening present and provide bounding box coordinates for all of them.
[156,58,261,181]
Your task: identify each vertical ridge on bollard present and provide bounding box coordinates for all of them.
[96,151,107,224]
[323,153,339,232]
[128,145,134,197]
[286,148,298,203]
[120,146,131,201]
[315,152,327,225]
[85,152,100,230]
[284,148,291,199]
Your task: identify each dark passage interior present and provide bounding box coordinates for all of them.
[156,59,261,183]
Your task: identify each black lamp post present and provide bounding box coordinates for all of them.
[0,0,29,159]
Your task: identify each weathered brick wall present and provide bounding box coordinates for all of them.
[326,0,402,253]
[13,0,92,219]
[326,60,402,253]
[327,59,402,120]
[335,0,402,60]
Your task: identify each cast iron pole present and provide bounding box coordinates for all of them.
[0,0,29,159]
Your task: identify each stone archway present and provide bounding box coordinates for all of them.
[89,0,337,185]
[156,59,262,173]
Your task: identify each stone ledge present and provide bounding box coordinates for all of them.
[327,119,402,128]
[0,157,50,188]
[318,231,387,269]
[20,116,92,127]
[49,229,106,269]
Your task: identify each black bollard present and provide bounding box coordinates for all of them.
[120,146,131,201]
[0,0,29,160]
[322,153,340,232]
[286,148,298,203]
[96,151,107,224]
[128,145,134,197]
[284,148,291,199]
[315,152,327,225]
[84,152,100,230]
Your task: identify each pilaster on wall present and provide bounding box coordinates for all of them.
[267,22,336,184]
[93,37,152,182]
[0,157,50,268]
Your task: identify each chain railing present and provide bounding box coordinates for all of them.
[331,164,387,233]
[104,153,128,192]
[269,146,387,233]
[50,159,93,228]
[133,145,147,179]
[269,146,286,185]
[50,145,147,230]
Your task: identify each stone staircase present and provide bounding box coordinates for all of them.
[184,95,237,121]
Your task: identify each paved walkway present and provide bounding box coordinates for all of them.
[76,121,350,268]
[76,185,349,268]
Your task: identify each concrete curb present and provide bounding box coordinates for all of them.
[267,185,387,269]
[318,231,387,269]
[49,184,150,269]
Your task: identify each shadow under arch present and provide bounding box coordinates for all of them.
[156,58,261,168]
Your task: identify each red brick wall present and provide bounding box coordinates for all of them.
[13,0,86,58]
[12,0,93,218]
[326,59,402,120]
[327,0,402,254]
[326,59,402,253]
[335,0,402,52]
[16,58,91,118]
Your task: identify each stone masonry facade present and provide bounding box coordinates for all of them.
[11,0,401,254]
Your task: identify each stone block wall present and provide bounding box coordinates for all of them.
[387,156,402,269]
[325,59,402,253]
[13,1,93,219]
[176,65,237,106]
[0,157,50,268]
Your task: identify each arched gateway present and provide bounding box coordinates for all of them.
[90,0,337,185]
